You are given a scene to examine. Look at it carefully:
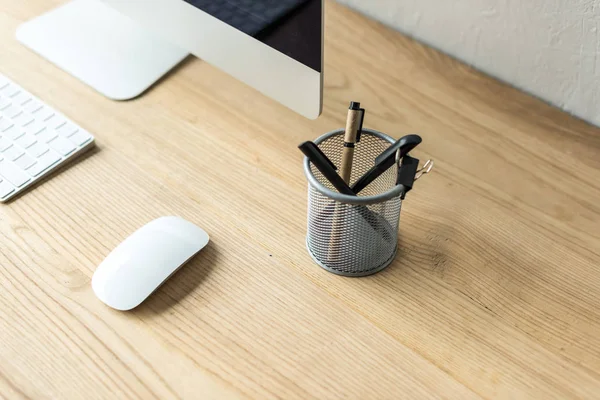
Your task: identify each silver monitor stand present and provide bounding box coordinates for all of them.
[16,0,188,100]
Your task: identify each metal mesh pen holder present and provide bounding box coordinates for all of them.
[304,128,405,277]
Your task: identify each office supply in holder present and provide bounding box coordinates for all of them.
[395,154,420,199]
[339,101,365,183]
[0,73,95,202]
[395,155,434,199]
[415,159,434,181]
[92,216,209,311]
[351,134,422,194]
[298,141,355,195]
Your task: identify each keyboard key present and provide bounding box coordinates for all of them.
[16,133,37,149]
[0,78,8,89]
[68,129,93,146]
[2,144,24,161]
[12,113,34,127]
[50,117,67,129]
[24,119,46,135]
[13,153,36,170]
[56,122,79,137]
[1,84,20,98]
[13,93,32,106]
[3,104,22,118]
[24,100,43,114]
[26,150,61,177]
[35,107,55,121]
[0,179,15,199]
[0,159,30,187]
[0,137,12,151]
[8,89,22,99]
[0,96,10,110]
[0,118,14,132]
[26,141,49,158]
[57,123,79,138]
[36,128,58,143]
[4,125,25,140]
[43,114,64,128]
[48,136,76,156]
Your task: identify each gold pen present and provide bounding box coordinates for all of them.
[339,101,365,183]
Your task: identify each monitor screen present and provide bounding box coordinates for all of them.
[182,0,322,72]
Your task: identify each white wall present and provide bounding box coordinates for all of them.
[338,0,600,126]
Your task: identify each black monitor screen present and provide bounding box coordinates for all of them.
[183,0,322,73]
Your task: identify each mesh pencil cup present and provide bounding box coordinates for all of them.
[303,128,405,277]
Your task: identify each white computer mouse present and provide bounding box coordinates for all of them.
[92,216,209,311]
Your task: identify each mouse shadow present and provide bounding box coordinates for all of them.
[133,241,219,315]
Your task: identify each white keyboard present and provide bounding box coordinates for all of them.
[0,73,95,202]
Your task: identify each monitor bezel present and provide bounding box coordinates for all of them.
[101,0,323,119]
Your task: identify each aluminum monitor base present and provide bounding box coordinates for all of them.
[16,0,189,100]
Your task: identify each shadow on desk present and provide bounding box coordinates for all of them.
[140,55,195,99]
[378,224,453,278]
[134,241,219,315]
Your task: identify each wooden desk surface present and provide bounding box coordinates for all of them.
[2,1,600,399]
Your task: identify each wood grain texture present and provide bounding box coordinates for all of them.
[1,1,600,399]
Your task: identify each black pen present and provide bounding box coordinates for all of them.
[298,141,356,196]
[351,134,422,194]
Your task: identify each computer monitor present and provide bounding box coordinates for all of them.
[17,0,323,119]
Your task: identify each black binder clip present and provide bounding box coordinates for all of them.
[395,152,433,200]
